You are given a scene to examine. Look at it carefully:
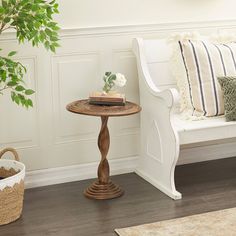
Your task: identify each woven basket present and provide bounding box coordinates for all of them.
[0,148,25,225]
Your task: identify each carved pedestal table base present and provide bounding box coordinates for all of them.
[84,116,123,200]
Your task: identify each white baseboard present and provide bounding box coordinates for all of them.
[25,156,138,189]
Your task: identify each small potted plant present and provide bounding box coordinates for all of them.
[89,72,127,106]
[0,0,60,225]
[102,72,127,94]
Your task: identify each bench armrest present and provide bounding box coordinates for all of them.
[133,38,180,108]
[153,88,179,108]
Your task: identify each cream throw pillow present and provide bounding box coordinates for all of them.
[172,35,236,117]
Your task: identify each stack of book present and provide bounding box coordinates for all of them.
[89,92,126,106]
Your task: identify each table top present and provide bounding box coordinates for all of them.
[66,99,141,117]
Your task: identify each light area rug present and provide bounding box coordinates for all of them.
[115,207,236,236]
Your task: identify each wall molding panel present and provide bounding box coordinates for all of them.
[0,19,236,41]
[59,19,236,38]
[51,52,102,144]
[1,19,236,188]
[0,56,39,150]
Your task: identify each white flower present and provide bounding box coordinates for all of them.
[114,73,126,87]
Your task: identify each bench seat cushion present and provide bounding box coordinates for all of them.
[174,115,236,144]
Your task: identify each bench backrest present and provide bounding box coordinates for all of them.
[143,39,176,90]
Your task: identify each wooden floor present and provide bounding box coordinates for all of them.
[1,157,236,236]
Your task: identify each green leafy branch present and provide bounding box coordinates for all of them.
[0,0,60,52]
[0,50,34,107]
[0,0,60,108]
[103,72,116,93]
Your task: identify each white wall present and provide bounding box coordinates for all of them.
[56,0,236,28]
[2,1,236,187]
[0,27,141,172]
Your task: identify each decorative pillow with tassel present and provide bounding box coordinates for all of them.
[171,32,236,118]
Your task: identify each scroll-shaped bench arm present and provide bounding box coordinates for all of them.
[132,38,180,108]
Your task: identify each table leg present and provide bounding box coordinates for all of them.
[84,116,124,200]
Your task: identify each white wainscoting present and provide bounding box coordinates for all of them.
[2,19,236,188]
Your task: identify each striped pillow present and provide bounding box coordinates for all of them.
[175,39,236,117]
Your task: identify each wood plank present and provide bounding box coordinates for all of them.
[1,157,236,236]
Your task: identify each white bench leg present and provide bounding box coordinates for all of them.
[135,113,182,200]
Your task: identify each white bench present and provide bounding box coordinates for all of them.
[132,38,236,200]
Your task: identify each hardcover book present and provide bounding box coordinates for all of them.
[89,92,126,106]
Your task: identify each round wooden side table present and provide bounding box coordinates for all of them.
[66,99,141,200]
